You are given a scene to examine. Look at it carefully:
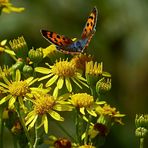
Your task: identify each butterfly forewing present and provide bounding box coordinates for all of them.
[41,30,73,46]
[81,7,98,39]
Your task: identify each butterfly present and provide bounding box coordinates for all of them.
[41,7,98,54]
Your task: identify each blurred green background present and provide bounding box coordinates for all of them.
[1,0,148,147]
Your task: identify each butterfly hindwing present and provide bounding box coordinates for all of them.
[81,7,98,39]
[41,30,73,47]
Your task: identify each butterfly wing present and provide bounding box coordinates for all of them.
[81,7,98,39]
[41,30,73,47]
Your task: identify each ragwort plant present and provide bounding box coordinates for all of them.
[0,2,127,148]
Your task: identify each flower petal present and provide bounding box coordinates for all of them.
[75,77,89,88]
[71,77,82,89]
[53,86,59,99]
[76,73,87,82]
[65,77,72,92]
[25,77,34,84]
[35,67,51,74]
[5,49,15,56]
[46,75,59,87]
[2,76,11,86]
[57,77,64,89]
[53,104,73,111]
[25,112,36,126]
[0,95,12,105]
[8,96,16,108]
[48,110,64,121]
[0,82,9,89]
[38,73,54,81]
[86,108,97,117]
[28,115,38,130]
[43,115,48,134]
[80,107,85,115]
[15,69,21,81]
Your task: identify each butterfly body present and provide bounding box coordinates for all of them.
[41,7,98,54]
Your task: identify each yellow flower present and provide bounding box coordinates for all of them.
[0,0,24,14]
[71,53,93,72]
[70,93,104,117]
[42,45,57,58]
[25,92,73,133]
[95,104,125,124]
[35,59,88,95]
[0,69,38,109]
[86,61,103,76]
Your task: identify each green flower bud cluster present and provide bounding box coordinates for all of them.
[28,48,43,63]
[135,114,148,138]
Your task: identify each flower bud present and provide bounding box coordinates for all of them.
[28,48,43,63]
[11,59,24,71]
[85,61,103,87]
[135,127,148,138]
[135,114,148,129]
[9,36,28,59]
[96,78,111,95]
[23,65,33,77]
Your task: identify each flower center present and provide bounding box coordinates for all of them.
[51,60,77,77]
[8,81,29,96]
[71,93,94,108]
[34,94,55,115]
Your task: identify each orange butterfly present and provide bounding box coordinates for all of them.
[41,7,98,54]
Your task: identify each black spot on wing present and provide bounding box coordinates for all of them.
[90,22,93,26]
[88,16,94,20]
[56,35,60,38]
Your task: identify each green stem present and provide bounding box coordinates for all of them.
[140,138,144,148]
[15,104,33,147]
[84,115,91,145]
[75,110,83,144]
[55,121,76,142]
[0,106,4,148]
[33,123,39,148]
[12,134,18,148]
